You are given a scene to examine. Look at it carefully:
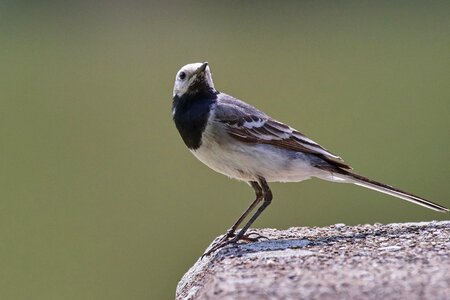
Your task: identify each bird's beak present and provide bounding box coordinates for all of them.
[194,62,208,76]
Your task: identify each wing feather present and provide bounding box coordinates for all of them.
[214,94,352,170]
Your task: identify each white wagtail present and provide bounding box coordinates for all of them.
[172,62,448,256]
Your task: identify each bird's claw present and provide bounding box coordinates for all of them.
[202,237,234,258]
[201,233,233,258]
[242,232,269,242]
[201,231,269,258]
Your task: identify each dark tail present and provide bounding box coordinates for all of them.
[343,172,448,212]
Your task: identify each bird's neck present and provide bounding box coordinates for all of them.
[172,90,217,150]
[174,87,216,103]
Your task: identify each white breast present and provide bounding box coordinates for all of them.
[190,114,322,183]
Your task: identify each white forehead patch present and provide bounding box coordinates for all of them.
[177,63,206,76]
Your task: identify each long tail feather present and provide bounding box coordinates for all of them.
[343,172,448,212]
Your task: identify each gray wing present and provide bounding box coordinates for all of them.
[213,93,268,125]
[213,93,352,170]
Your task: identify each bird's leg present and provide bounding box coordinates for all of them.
[224,181,263,238]
[203,178,272,256]
[230,178,272,243]
[202,182,263,258]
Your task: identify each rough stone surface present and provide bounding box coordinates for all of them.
[176,221,450,300]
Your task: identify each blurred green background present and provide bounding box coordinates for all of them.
[1,1,449,299]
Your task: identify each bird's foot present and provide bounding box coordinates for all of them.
[201,230,269,258]
[241,232,269,242]
[201,230,234,258]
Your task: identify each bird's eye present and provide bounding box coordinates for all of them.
[179,72,186,80]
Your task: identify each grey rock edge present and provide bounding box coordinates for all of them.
[176,221,450,300]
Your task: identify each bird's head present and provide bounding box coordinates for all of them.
[173,62,215,97]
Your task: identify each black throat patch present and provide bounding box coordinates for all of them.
[172,90,217,150]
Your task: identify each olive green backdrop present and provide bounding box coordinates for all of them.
[1,1,449,299]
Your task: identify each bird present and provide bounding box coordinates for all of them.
[171,62,448,256]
